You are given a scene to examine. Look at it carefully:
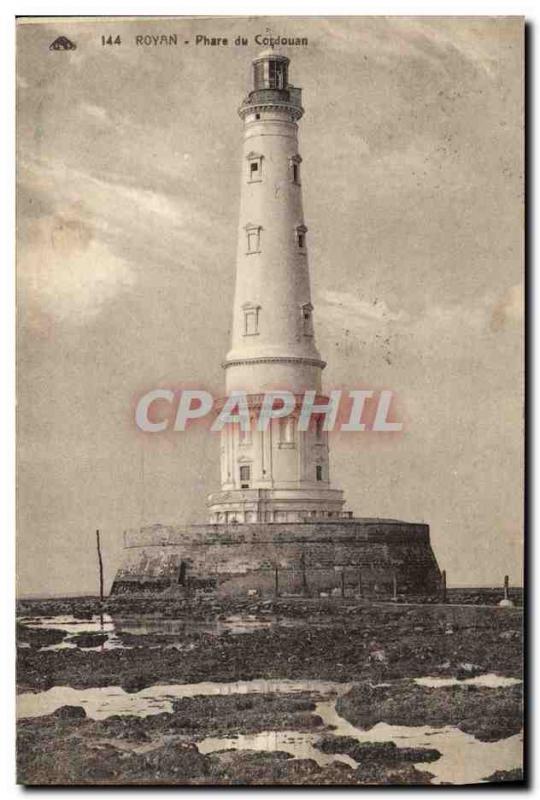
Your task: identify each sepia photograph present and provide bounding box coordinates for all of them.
[16,15,524,786]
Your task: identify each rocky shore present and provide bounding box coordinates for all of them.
[16,595,524,785]
[17,597,522,693]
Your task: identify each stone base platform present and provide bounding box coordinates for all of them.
[111,519,441,598]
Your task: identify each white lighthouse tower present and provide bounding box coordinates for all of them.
[112,51,441,598]
[208,51,346,524]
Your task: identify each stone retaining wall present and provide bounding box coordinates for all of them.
[111,519,441,598]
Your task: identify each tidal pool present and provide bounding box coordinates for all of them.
[16,676,522,785]
[414,674,521,689]
[16,678,347,720]
[18,612,308,651]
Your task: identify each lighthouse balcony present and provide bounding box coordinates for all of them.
[242,86,302,106]
[239,86,303,119]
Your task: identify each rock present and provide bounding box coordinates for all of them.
[75,610,95,621]
[122,674,157,693]
[336,680,523,743]
[315,737,440,765]
[499,630,520,641]
[70,633,109,649]
[51,705,87,720]
[142,741,210,781]
[16,625,66,648]
[485,768,524,783]
[455,662,485,679]
[89,715,151,742]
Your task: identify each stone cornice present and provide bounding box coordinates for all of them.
[223,355,326,370]
[238,101,304,121]
[213,392,330,410]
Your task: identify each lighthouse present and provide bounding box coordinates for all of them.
[208,51,346,524]
[112,52,441,599]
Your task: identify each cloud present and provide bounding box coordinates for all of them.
[18,154,226,277]
[316,284,524,345]
[18,213,136,324]
[316,289,409,332]
[318,16,516,78]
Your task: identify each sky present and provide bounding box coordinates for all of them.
[16,16,523,596]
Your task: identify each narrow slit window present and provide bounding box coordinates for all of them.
[295,224,307,251]
[290,155,302,185]
[316,465,323,482]
[301,303,314,337]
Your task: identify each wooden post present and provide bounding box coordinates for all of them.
[96,530,104,604]
[301,554,308,595]
[274,565,279,597]
[441,569,447,604]
[392,573,398,602]
[504,574,509,601]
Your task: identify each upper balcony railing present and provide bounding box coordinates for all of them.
[239,85,304,118]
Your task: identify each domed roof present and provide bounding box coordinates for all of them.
[253,49,289,63]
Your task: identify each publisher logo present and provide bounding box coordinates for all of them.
[49,36,76,51]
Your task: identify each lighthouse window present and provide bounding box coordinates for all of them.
[240,465,251,487]
[245,311,257,335]
[279,416,296,447]
[295,224,307,251]
[247,153,263,183]
[248,230,258,252]
[243,303,260,336]
[301,303,314,336]
[245,224,262,254]
[316,465,323,482]
[290,155,302,185]
[268,60,286,90]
